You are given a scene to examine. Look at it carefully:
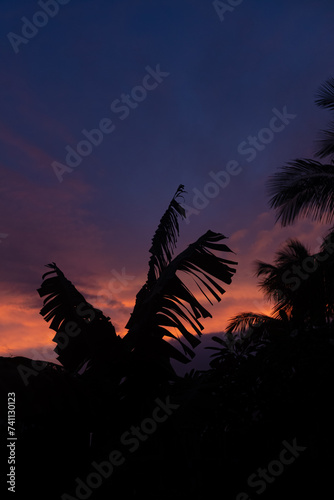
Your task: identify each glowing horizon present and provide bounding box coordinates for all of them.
[1,213,330,363]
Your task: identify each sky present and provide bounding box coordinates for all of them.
[1,0,334,369]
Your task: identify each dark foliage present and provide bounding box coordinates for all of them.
[3,174,334,499]
[267,76,334,226]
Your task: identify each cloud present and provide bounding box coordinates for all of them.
[0,300,53,359]
[0,122,55,172]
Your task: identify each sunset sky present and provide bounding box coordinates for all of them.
[1,0,334,368]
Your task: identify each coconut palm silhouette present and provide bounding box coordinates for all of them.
[221,231,334,342]
[267,77,334,226]
[6,81,334,500]
[2,189,334,500]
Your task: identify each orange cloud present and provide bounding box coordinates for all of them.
[1,185,333,365]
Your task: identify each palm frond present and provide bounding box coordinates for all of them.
[267,159,334,226]
[254,240,311,316]
[147,184,186,286]
[254,261,276,278]
[320,226,334,253]
[226,312,276,334]
[37,263,121,371]
[315,120,334,159]
[254,240,310,286]
[274,239,310,265]
[206,330,269,364]
[315,77,334,111]
[253,261,283,303]
[124,230,237,363]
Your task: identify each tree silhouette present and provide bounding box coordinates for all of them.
[218,231,334,352]
[37,185,237,395]
[5,82,334,499]
[1,184,238,500]
[267,77,334,226]
[254,238,330,327]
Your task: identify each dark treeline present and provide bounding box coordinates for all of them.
[2,78,334,499]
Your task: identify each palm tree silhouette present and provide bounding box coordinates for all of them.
[222,232,334,342]
[37,185,237,390]
[255,238,330,327]
[0,185,237,499]
[267,77,334,226]
[4,184,334,499]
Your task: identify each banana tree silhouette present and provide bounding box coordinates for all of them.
[37,185,237,388]
[267,77,334,226]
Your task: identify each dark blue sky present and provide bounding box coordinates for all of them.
[1,0,334,364]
